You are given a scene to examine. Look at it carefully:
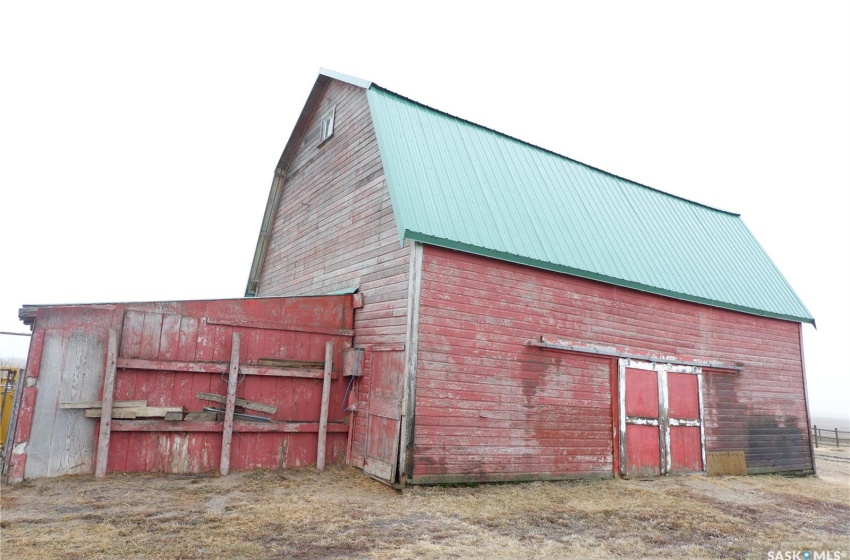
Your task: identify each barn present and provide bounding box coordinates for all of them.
[245,69,815,485]
[5,69,815,485]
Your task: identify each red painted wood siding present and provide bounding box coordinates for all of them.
[254,80,409,469]
[10,297,353,479]
[412,246,811,482]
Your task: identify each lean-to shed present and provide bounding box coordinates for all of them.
[246,69,815,485]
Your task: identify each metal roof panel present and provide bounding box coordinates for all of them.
[366,86,813,324]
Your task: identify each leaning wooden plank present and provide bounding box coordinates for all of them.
[195,392,277,414]
[220,333,241,476]
[95,328,119,479]
[202,407,272,423]
[163,411,183,421]
[85,406,183,419]
[184,411,218,422]
[111,420,350,433]
[60,400,147,409]
[316,341,333,472]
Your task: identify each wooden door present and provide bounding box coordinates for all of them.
[619,360,704,477]
[623,367,662,476]
[363,350,404,484]
[667,372,703,472]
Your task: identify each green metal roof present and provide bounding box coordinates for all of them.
[365,86,813,325]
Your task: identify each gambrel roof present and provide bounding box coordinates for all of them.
[248,69,814,325]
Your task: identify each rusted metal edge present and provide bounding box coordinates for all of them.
[528,337,743,371]
[110,420,349,433]
[205,318,354,338]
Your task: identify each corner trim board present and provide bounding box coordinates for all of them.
[398,241,423,483]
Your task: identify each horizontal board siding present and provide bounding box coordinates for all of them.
[414,265,614,481]
[255,81,409,469]
[412,246,811,482]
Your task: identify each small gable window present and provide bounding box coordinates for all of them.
[320,106,335,144]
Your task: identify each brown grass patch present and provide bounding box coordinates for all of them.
[1,453,847,559]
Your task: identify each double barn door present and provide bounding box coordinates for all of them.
[619,359,705,477]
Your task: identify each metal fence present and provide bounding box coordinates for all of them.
[811,425,850,449]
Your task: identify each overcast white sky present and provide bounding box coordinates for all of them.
[1,2,848,416]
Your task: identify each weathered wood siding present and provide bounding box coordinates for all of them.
[411,246,811,483]
[255,80,409,468]
[9,297,354,481]
[13,306,117,480]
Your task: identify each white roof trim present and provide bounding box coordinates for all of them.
[319,68,371,89]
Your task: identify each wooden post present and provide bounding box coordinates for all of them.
[95,329,119,479]
[316,341,333,471]
[219,333,241,476]
[836,428,841,449]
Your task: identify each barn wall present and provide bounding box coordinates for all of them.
[9,296,354,481]
[255,80,410,468]
[411,246,811,483]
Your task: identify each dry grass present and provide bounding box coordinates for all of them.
[1,451,848,559]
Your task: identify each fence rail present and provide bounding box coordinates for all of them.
[811,425,850,449]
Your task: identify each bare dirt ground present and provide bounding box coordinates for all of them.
[1,449,848,560]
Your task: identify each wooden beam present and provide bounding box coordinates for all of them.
[206,318,354,338]
[95,328,119,479]
[316,341,333,472]
[85,407,182,419]
[118,357,227,374]
[184,411,218,422]
[399,241,423,482]
[528,337,743,371]
[117,357,329,378]
[110,420,349,433]
[256,358,323,369]
[219,333,241,476]
[195,392,277,414]
[60,400,147,409]
[239,365,329,379]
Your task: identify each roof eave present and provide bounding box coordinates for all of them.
[404,231,816,326]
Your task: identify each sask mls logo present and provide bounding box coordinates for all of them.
[767,551,847,560]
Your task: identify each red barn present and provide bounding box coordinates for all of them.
[245,69,815,485]
[5,69,815,485]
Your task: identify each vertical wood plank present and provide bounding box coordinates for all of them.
[95,328,119,479]
[219,333,241,476]
[399,241,422,481]
[316,341,333,471]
